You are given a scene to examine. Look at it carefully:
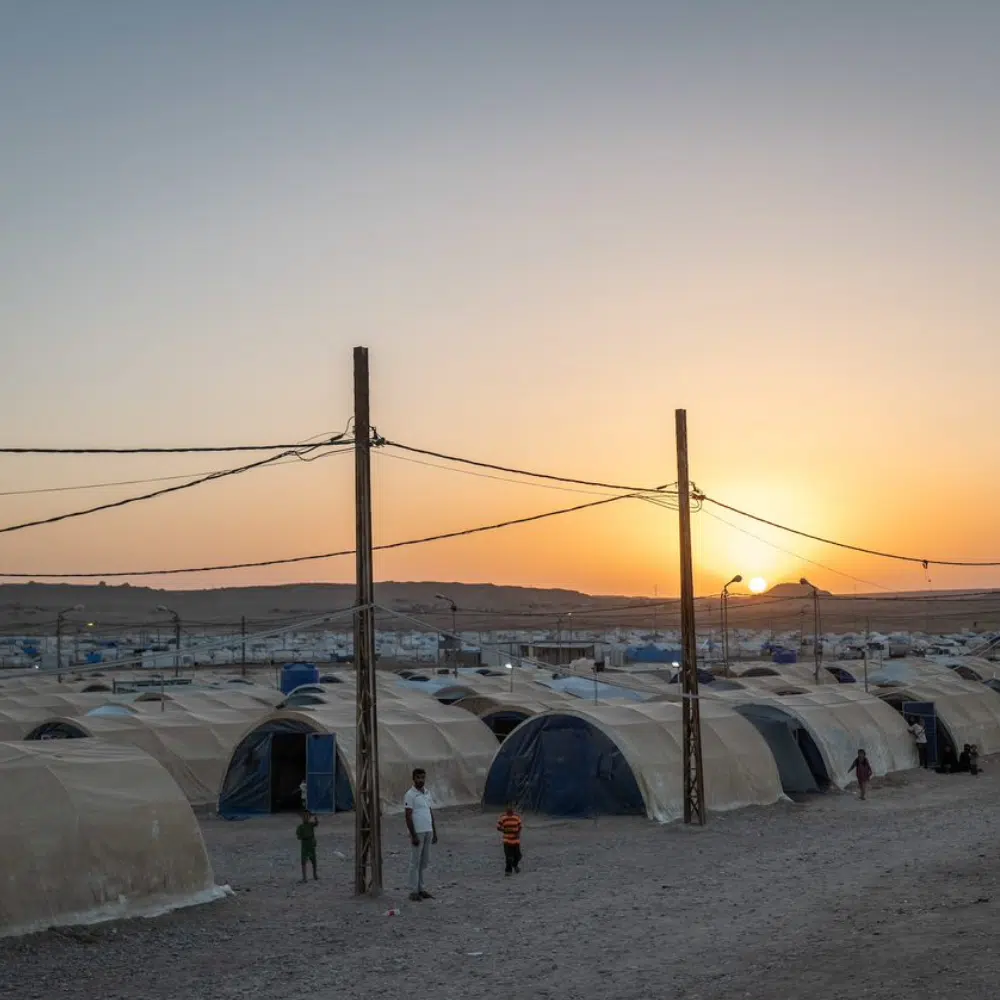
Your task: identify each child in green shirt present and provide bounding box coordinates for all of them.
[296,810,319,882]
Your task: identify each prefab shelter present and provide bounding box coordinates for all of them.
[25,708,259,808]
[874,676,1000,757]
[218,696,499,817]
[709,686,917,789]
[453,689,577,740]
[0,740,224,938]
[482,700,783,823]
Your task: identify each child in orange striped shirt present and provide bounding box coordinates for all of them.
[497,803,523,876]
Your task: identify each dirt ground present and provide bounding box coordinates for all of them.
[3,764,999,1000]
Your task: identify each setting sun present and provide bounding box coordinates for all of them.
[748,577,768,594]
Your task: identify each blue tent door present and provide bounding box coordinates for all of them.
[903,701,939,768]
[306,733,336,813]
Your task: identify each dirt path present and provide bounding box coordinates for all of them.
[4,765,999,999]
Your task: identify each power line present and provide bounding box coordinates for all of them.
[375,449,628,498]
[0,447,353,498]
[0,435,350,455]
[0,444,332,537]
[0,487,668,579]
[380,439,673,495]
[700,507,893,593]
[700,494,1000,569]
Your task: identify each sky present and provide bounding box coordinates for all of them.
[2,1,999,598]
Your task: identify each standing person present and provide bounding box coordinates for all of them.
[496,803,523,876]
[909,717,928,768]
[404,768,437,902]
[849,749,873,800]
[969,745,980,775]
[296,809,319,883]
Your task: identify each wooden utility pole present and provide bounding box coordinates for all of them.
[675,409,706,826]
[353,347,383,894]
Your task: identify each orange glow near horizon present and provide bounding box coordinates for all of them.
[3,7,1000,599]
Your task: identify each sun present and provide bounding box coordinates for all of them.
[748,577,768,594]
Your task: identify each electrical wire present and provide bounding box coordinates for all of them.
[380,439,673,495]
[0,486,674,578]
[700,494,1000,568]
[376,449,633,498]
[698,507,893,593]
[0,446,353,498]
[0,435,350,455]
[0,443,335,537]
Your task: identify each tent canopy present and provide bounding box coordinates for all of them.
[0,739,222,938]
[483,700,783,823]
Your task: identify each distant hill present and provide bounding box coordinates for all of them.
[0,580,994,634]
[763,582,833,599]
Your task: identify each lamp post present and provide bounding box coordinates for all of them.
[435,594,459,678]
[55,604,84,682]
[721,575,742,677]
[155,605,182,678]
[800,578,822,683]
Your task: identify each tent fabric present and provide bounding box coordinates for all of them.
[218,696,499,816]
[25,708,263,807]
[708,686,918,787]
[483,700,783,823]
[873,676,1000,754]
[728,704,821,793]
[0,739,224,938]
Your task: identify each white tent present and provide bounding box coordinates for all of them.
[0,740,224,938]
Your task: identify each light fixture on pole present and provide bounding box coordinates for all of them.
[721,575,743,677]
[434,594,459,678]
[799,578,822,683]
[154,605,182,679]
[55,604,84,682]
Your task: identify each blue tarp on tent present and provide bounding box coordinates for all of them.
[535,676,649,702]
[483,714,645,817]
[625,644,683,664]
[218,718,354,817]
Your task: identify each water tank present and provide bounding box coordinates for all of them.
[771,648,798,665]
[280,662,320,695]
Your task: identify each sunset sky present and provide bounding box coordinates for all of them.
[2,2,999,597]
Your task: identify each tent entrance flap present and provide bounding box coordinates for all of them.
[219,719,355,817]
[306,733,336,813]
[903,701,941,767]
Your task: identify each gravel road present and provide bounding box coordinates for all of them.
[3,764,998,1000]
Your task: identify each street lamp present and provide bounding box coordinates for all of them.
[55,605,84,682]
[800,578,822,683]
[721,575,743,677]
[154,605,182,678]
[434,594,459,678]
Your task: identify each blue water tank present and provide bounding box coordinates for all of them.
[281,662,320,695]
[771,648,798,665]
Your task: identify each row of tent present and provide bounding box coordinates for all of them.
[3,659,1000,938]
[4,658,1000,822]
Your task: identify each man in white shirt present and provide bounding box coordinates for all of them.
[404,767,437,901]
[909,717,928,768]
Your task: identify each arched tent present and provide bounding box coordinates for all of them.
[735,662,838,687]
[709,686,918,788]
[0,739,224,938]
[453,690,576,740]
[483,700,783,823]
[535,675,651,702]
[25,708,258,807]
[218,697,499,817]
[874,676,1000,756]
